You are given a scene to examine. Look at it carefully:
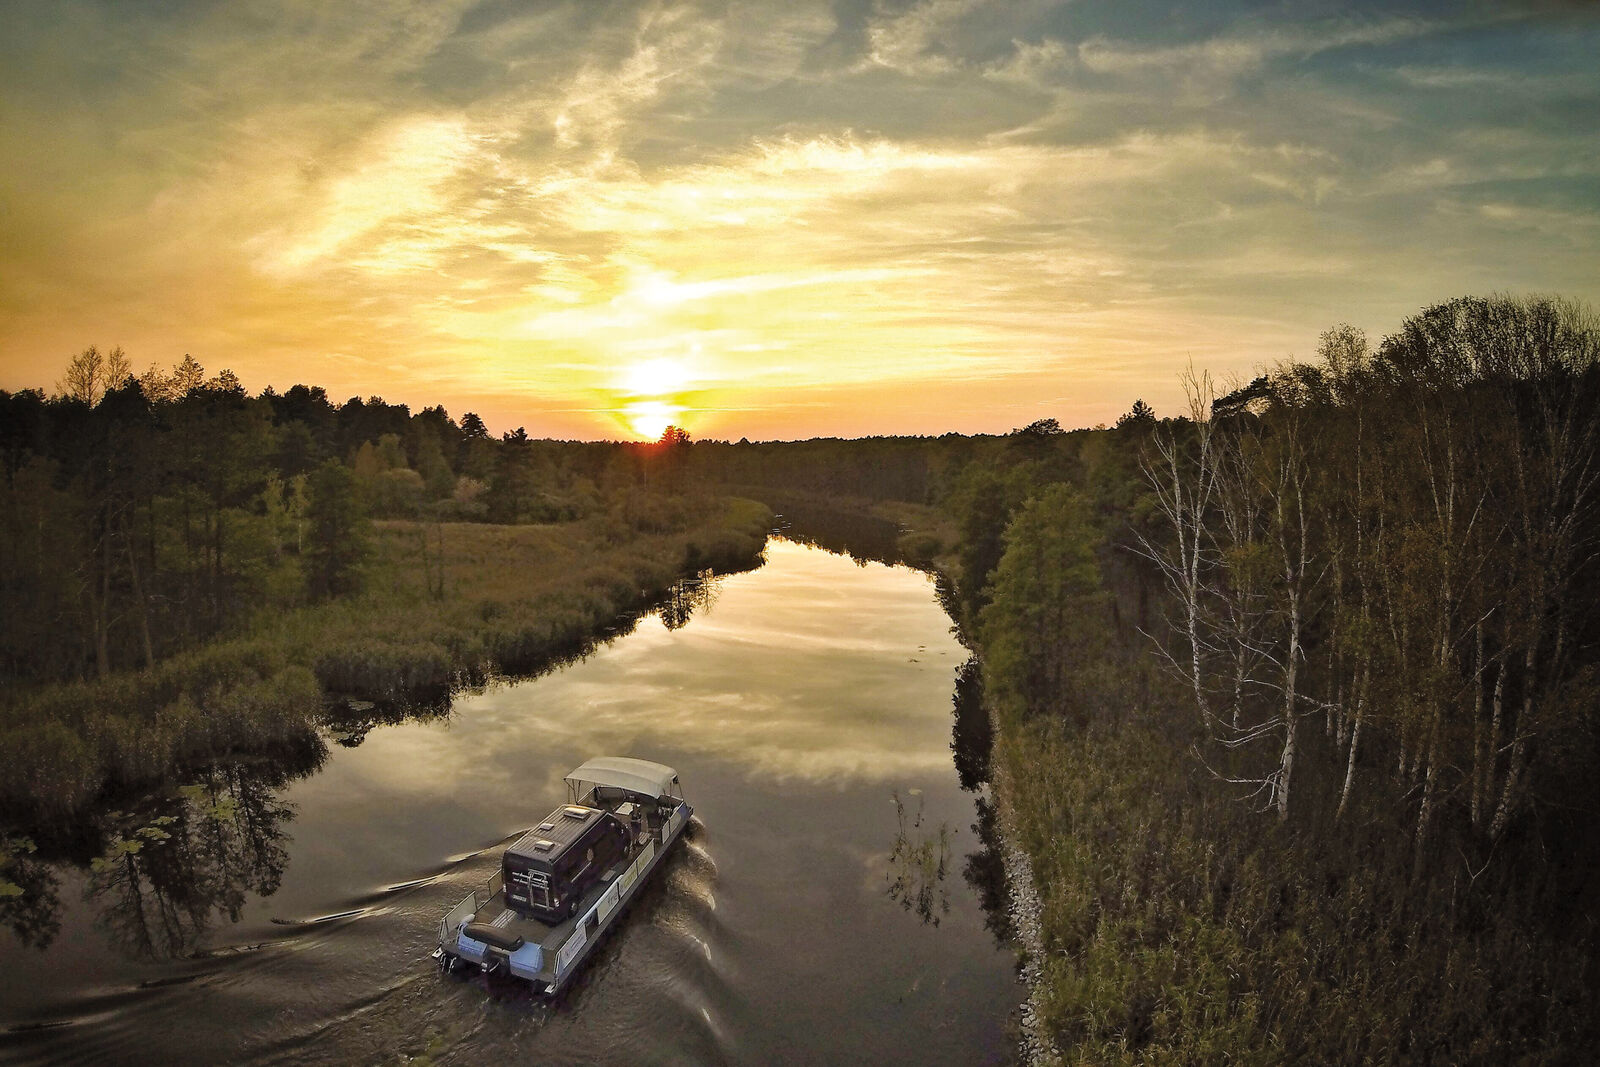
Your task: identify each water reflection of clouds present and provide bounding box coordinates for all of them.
[450,540,964,785]
[282,535,962,888]
[3,538,998,1029]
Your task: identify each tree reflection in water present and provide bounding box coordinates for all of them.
[84,747,323,959]
[0,834,60,950]
[770,499,905,568]
[659,568,721,631]
[949,656,992,791]
[963,797,1015,946]
[0,738,328,960]
[950,654,1015,947]
[326,691,452,748]
[886,789,951,926]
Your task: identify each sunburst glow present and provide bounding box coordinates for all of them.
[622,399,683,440]
[621,358,691,398]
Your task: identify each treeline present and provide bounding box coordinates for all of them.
[961,295,1600,1060]
[0,349,735,687]
[681,434,976,503]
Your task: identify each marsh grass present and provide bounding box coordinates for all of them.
[990,689,1597,1063]
[1,497,770,821]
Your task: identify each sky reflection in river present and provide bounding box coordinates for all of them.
[244,538,965,930]
[349,539,961,798]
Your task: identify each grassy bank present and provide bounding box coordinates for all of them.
[728,484,956,568]
[992,713,1595,1063]
[1,496,770,822]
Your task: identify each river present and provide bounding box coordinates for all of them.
[0,536,1018,1065]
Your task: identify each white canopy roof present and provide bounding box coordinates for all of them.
[565,756,680,799]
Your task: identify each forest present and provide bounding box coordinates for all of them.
[677,292,1600,1060]
[2,293,1597,1060]
[963,294,1600,1062]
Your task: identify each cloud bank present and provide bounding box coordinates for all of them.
[1,0,1596,437]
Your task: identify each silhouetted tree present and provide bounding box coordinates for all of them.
[1116,399,1156,428]
[57,345,132,406]
[1013,417,1062,437]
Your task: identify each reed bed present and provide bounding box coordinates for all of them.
[1,497,770,821]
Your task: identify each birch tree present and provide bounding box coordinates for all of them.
[1136,367,1221,726]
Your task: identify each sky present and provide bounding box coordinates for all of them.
[1,1,1597,440]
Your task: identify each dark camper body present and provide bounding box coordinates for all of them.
[435,756,693,994]
[502,805,631,921]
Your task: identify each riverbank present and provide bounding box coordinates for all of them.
[955,489,1598,1063]
[1,496,771,823]
[724,485,956,570]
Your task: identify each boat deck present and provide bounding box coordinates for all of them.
[463,840,635,949]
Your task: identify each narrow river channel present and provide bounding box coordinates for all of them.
[1,536,1019,1065]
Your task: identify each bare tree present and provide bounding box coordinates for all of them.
[57,345,131,405]
[1136,366,1221,726]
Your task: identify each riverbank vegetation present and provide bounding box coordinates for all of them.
[963,295,1600,1061]
[0,356,769,822]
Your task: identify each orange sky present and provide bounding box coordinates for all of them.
[2,1,1597,439]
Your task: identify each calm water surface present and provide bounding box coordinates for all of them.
[0,538,1018,1064]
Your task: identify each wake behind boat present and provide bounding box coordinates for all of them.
[434,756,693,994]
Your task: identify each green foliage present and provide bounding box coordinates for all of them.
[956,294,1600,1064]
[997,718,1597,1062]
[895,530,942,564]
[980,485,1112,728]
[955,471,1010,611]
[304,460,370,600]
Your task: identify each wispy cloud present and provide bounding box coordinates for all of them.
[0,0,1596,438]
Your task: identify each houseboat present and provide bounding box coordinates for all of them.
[434,756,693,994]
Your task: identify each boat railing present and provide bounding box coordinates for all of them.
[660,802,687,843]
[439,890,476,947]
[437,868,504,949]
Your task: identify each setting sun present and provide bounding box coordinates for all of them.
[613,357,695,439]
[620,358,691,398]
[621,399,683,440]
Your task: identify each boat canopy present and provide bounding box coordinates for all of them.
[565,756,680,800]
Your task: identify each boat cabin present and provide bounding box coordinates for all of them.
[503,804,630,921]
